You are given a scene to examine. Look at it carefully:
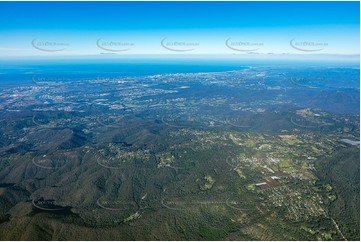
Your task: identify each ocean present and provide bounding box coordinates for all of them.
[0,57,359,87]
[0,58,249,87]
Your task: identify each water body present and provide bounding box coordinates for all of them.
[0,58,248,86]
[1,57,357,86]
[31,199,77,216]
[340,139,360,146]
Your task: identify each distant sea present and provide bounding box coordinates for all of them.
[0,59,247,87]
[0,58,359,87]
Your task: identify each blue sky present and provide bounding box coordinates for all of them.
[0,1,359,58]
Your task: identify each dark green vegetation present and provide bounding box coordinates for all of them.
[315,147,360,240]
[0,66,359,240]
